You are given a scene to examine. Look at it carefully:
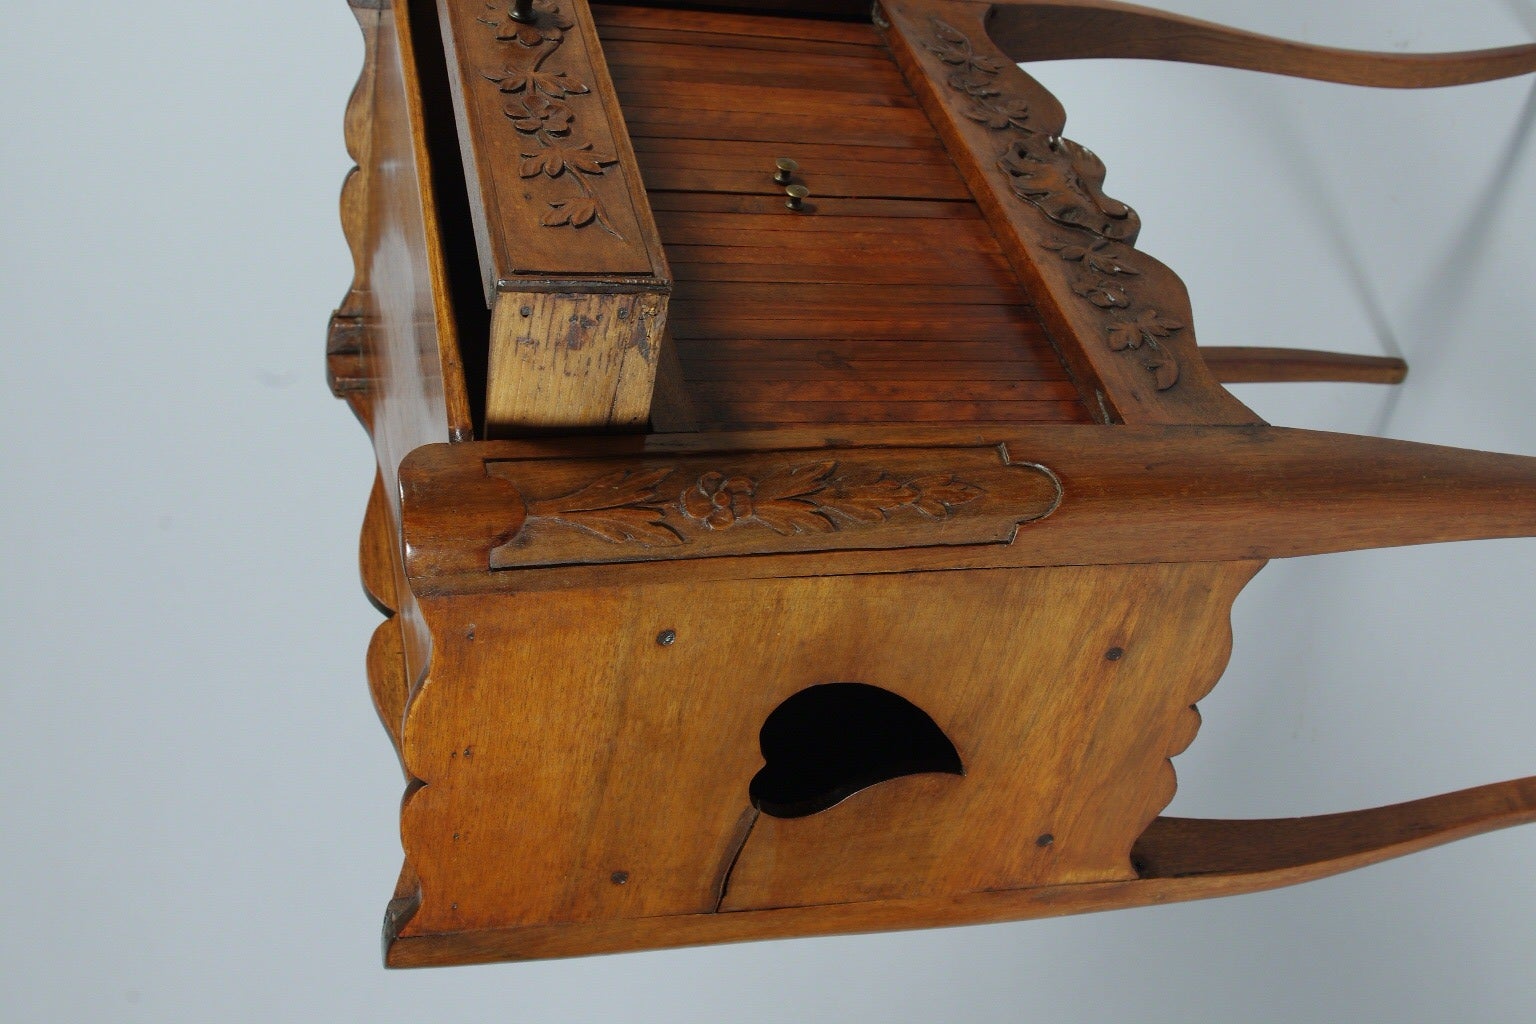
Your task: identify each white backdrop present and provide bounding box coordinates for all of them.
[2,1,1532,1020]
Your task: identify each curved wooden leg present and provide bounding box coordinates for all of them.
[1200,347,1408,385]
[983,0,1536,88]
[1133,776,1536,886]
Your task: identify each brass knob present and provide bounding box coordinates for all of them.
[785,184,809,212]
[773,157,799,186]
[510,0,536,23]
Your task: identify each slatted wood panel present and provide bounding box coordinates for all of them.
[592,4,1090,430]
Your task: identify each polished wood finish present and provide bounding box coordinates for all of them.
[435,0,673,434]
[983,0,1536,88]
[1202,346,1408,385]
[391,561,1258,943]
[594,3,1092,429]
[397,425,1536,592]
[884,0,1257,425]
[333,0,1536,966]
[387,774,1536,965]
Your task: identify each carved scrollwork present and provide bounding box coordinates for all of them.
[925,17,1186,392]
[477,1,622,235]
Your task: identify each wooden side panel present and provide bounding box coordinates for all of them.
[393,562,1257,937]
[882,0,1259,425]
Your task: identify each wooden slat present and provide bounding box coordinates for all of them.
[635,167,968,200]
[632,135,957,168]
[676,338,1051,361]
[692,379,1082,402]
[669,318,1043,343]
[648,192,981,219]
[671,302,1033,324]
[621,108,941,149]
[670,261,1021,287]
[602,39,904,79]
[594,22,886,60]
[589,3,885,47]
[671,282,1027,307]
[690,400,1091,423]
[596,6,1086,429]
[655,210,994,241]
[678,359,1068,381]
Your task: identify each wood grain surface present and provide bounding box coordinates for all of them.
[594,2,1094,430]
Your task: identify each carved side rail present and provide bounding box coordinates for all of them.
[880,0,1260,426]
[395,423,1536,592]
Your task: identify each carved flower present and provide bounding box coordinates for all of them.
[682,473,756,530]
[965,97,1031,131]
[485,0,574,46]
[1106,309,1185,350]
[505,94,574,134]
[519,142,617,178]
[481,64,589,98]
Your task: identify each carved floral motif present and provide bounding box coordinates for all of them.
[521,461,986,548]
[925,17,1186,391]
[477,1,620,235]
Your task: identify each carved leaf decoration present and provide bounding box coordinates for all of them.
[482,66,589,98]
[820,479,921,524]
[753,462,836,502]
[506,95,574,134]
[926,18,973,63]
[1074,277,1134,310]
[1047,238,1138,276]
[1106,320,1143,351]
[540,467,671,513]
[490,0,574,45]
[968,53,1009,75]
[930,18,970,47]
[559,508,683,546]
[1145,353,1181,391]
[965,97,1031,131]
[753,502,838,536]
[907,475,985,518]
[1107,309,1185,350]
[948,70,1003,97]
[542,198,602,228]
[519,142,617,178]
[1059,138,1131,219]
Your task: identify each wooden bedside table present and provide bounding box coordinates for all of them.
[328,0,1536,966]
